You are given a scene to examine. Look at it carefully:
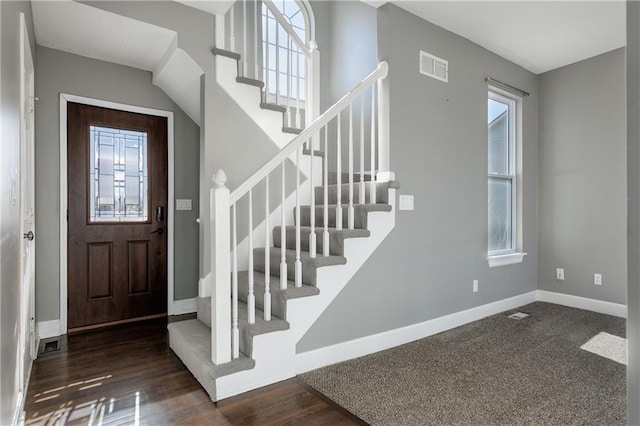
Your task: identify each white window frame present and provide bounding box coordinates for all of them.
[261,0,309,103]
[487,87,526,267]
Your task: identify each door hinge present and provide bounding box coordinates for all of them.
[67,210,69,222]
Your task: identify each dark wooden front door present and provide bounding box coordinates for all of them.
[67,103,168,330]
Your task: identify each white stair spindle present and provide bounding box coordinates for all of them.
[254,0,259,78]
[280,162,287,290]
[323,126,330,256]
[370,85,377,204]
[229,5,235,52]
[287,38,292,127]
[243,0,248,75]
[264,176,271,321]
[295,146,302,287]
[264,9,270,98]
[247,189,255,324]
[296,46,301,129]
[336,112,343,231]
[275,20,280,105]
[359,95,365,205]
[348,104,354,230]
[309,138,316,258]
[232,203,239,359]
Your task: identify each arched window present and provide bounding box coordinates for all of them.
[262,1,312,106]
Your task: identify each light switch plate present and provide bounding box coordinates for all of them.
[399,195,414,211]
[176,199,192,211]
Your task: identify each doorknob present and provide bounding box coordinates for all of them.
[23,231,34,241]
[150,228,163,235]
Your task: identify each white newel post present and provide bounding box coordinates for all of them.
[211,169,231,365]
[377,61,391,181]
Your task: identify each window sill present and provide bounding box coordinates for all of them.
[487,252,527,268]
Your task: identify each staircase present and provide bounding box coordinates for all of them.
[168,0,397,401]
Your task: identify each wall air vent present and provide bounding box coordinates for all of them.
[419,50,448,83]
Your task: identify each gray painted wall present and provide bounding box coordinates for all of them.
[0,1,35,423]
[298,3,539,352]
[312,0,378,110]
[34,46,200,322]
[312,1,378,172]
[627,2,640,422]
[538,49,626,304]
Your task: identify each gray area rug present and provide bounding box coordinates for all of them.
[300,302,626,425]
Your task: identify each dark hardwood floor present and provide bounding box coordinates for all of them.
[25,318,366,425]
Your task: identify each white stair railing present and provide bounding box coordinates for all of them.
[219,0,320,129]
[210,61,389,364]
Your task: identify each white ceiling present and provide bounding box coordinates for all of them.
[31,0,626,82]
[32,0,177,72]
[390,1,626,74]
[32,1,204,125]
[175,0,234,15]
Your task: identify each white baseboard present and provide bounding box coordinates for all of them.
[171,298,197,315]
[38,320,61,339]
[536,290,627,318]
[13,357,33,426]
[296,290,538,374]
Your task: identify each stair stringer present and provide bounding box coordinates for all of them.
[214,188,396,400]
[215,54,296,150]
[215,53,318,174]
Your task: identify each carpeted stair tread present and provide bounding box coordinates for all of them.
[197,296,212,328]
[302,148,325,157]
[283,126,303,134]
[196,297,289,358]
[168,319,255,389]
[314,180,399,205]
[328,171,374,185]
[260,102,286,113]
[254,248,346,286]
[297,203,392,229]
[237,301,289,357]
[237,271,319,319]
[237,271,319,299]
[236,76,264,88]
[211,47,241,61]
[273,226,370,256]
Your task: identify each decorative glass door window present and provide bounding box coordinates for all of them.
[89,126,148,222]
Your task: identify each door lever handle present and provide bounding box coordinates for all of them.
[150,228,164,235]
[23,231,34,241]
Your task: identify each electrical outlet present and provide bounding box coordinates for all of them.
[473,279,478,293]
[594,273,602,286]
[556,268,565,281]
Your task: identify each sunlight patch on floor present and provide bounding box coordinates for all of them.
[580,332,627,365]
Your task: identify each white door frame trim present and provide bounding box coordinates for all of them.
[59,94,175,334]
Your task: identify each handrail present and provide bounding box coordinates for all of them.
[263,0,310,58]
[229,61,389,204]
